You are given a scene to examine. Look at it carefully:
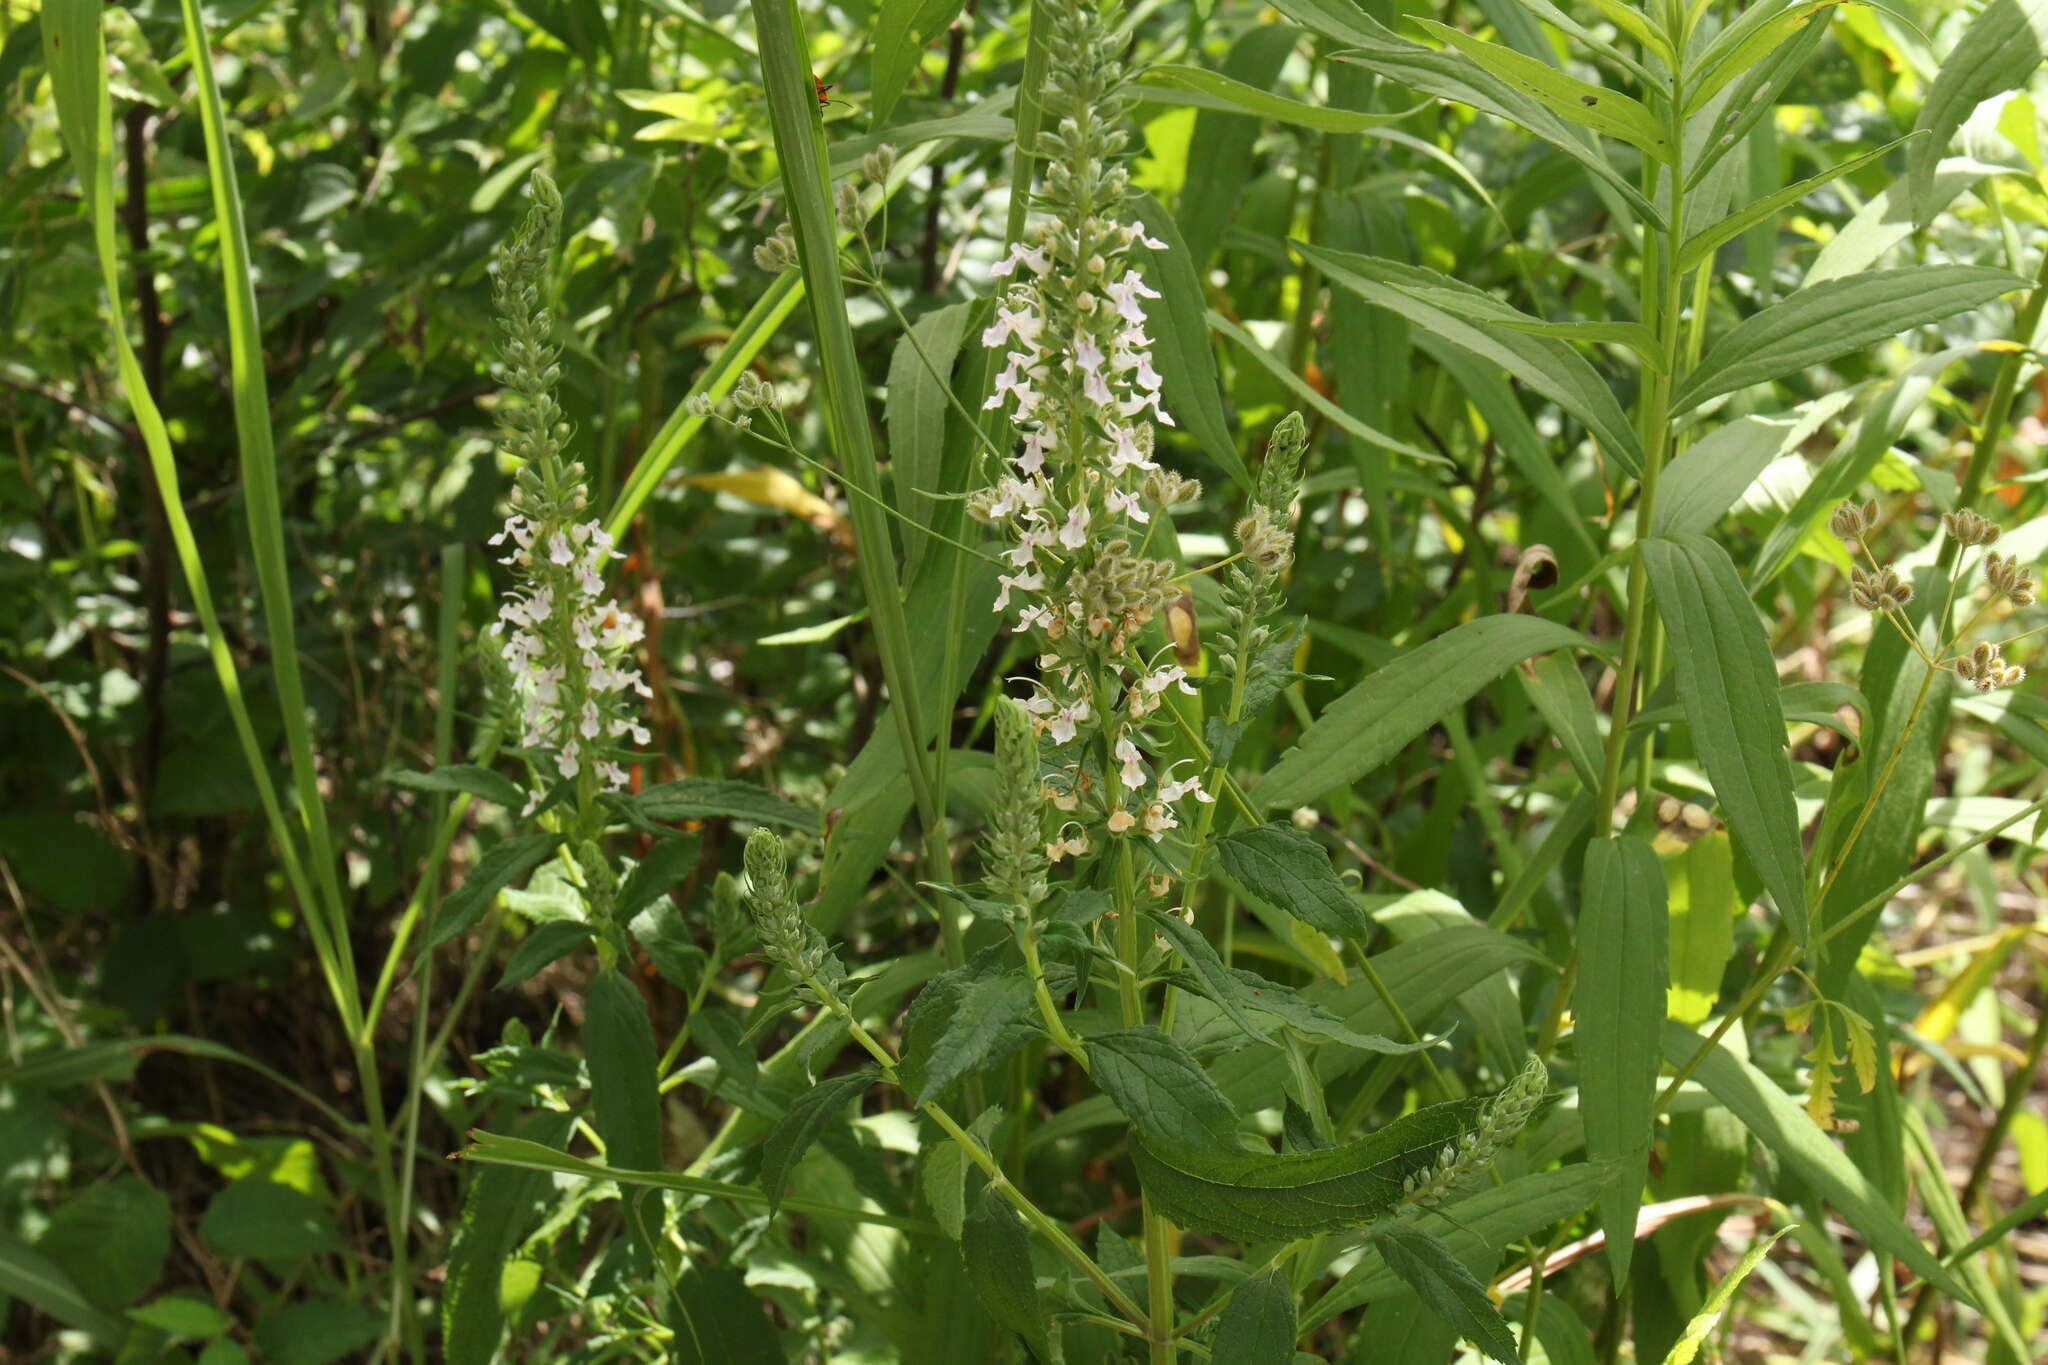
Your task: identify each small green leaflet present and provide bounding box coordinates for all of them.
[1373,1221,1522,1364]
[615,833,702,919]
[427,833,563,949]
[758,1066,880,1217]
[1211,1267,1298,1363]
[494,920,594,990]
[1661,1228,1795,1364]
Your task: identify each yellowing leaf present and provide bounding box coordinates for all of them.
[680,467,844,536]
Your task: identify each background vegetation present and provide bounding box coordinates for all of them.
[3,0,2047,1360]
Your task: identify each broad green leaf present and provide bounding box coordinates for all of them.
[673,1262,785,1364]
[886,300,973,579]
[759,1066,880,1216]
[1306,1163,1614,1328]
[616,832,704,919]
[870,0,964,122]
[1683,12,1833,187]
[36,1174,168,1308]
[1661,1228,1795,1364]
[1908,0,2048,218]
[1640,535,1808,944]
[494,920,594,990]
[1150,910,1274,1043]
[1133,192,1252,492]
[1677,138,1915,274]
[1257,614,1587,809]
[1134,1098,1484,1241]
[251,1300,381,1365]
[1282,2,1661,224]
[1519,652,1604,793]
[961,1185,1049,1360]
[1089,1025,1243,1156]
[1374,1222,1522,1364]
[426,833,563,949]
[630,897,709,993]
[387,764,525,810]
[1215,822,1370,939]
[1653,396,1852,538]
[1575,835,1668,1283]
[1660,1021,1974,1302]
[631,778,819,832]
[0,1231,122,1343]
[1211,1267,1298,1363]
[584,968,664,1259]
[909,969,1035,1104]
[1666,831,1740,1026]
[199,1179,343,1262]
[1409,19,1670,158]
[1672,267,2021,413]
[128,1294,231,1338]
[1134,62,1426,133]
[443,1110,575,1365]
[1299,244,1645,475]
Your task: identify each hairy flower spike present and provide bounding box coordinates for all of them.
[985,699,1049,910]
[1849,565,1913,613]
[1401,1056,1548,1209]
[743,830,834,980]
[487,173,651,798]
[1257,411,1308,513]
[1942,508,2001,548]
[1984,551,2037,607]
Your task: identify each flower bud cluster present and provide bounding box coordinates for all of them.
[983,698,1049,910]
[1849,565,1913,613]
[1828,499,1878,545]
[1984,551,2037,606]
[1943,508,2002,548]
[753,222,799,274]
[743,830,837,981]
[485,174,652,796]
[968,0,1212,852]
[1400,1056,1548,1209]
[1955,641,2027,692]
[1213,415,1309,701]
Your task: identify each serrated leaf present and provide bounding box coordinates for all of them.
[961,1184,1049,1360]
[1212,1267,1298,1363]
[495,920,594,990]
[631,778,820,832]
[1374,1222,1522,1364]
[1089,1025,1243,1156]
[443,1110,575,1365]
[1131,1098,1486,1241]
[759,1066,880,1217]
[199,1179,342,1262]
[127,1294,231,1338]
[1149,910,1274,1043]
[1257,614,1588,809]
[387,763,526,810]
[1575,835,1668,1283]
[912,970,1035,1105]
[1640,535,1808,944]
[1299,244,1644,475]
[616,833,702,919]
[583,968,663,1260]
[1215,823,1369,940]
[427,833,563,950]
[1672,267,2020,413]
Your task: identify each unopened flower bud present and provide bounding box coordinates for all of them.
[1850,565,1913,613]
[1401,1056,1547,1208]
[1955,641,2026,692]
[753,224,799,274]
[984,698,1048,911]
[1828,499,1878,544]
[1257,411,1309,513]
[861,144,897,184]
[834,181,868,232]
[685,393,715,418]
[743,829,831,979]
[1943,508,2002,547]
[732,370,777,412]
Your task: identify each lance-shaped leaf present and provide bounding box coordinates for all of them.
[1409,18,1670,159]
[584,968,664,1261]
[961,1185,1049,1360]
[427,833,563,949]
[1640,535,1808,944]
[1908,0,2048,219]
[1133,62,1426,133]
[630,778,819,832]
[759,1066,880,1217]
[1575,835,1668,1283]
[1300,244,1645,475]
[388,764,526,810]
[1215,822,1370,940]
[1673,267,2021,413]
[1134,192,1251,491]
[1131,1098,1487,1241]
[1682,9,1833,186]
[1257,613,1588,809]
[1677,136,1917,274]
[1373,1222,1522,1364]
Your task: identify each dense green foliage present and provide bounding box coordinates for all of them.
[5,0,2048,1361]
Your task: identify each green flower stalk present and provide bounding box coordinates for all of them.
[1214,414,1308,706]
[1400,1056,1548,1209]
[984,697,1049,912]
[743,829,837,984]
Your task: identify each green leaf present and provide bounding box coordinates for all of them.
[444,1110,576,1365]
[1640,535,1809,944]
[1682,10,1833,187]
[495,920,594,990]
[1298,244,1645,476]
[1133,62,1426,133]
[870,0,963,122]
[1683,0,1828,111]
[427,833,563,950]
[673,1262,786,1364]
[1409,18,1670,158]
[1150,910,1275,1044]
[1653,397,1850,538]
[199,1179,343,1262]
[1209,310,1449,465]
[1672,267,2021,413]
[1214,822,1370,940]
[1133,192,1251,492]
[1289,2,1661,224]
[1257,614,1587,809]
[886,300,973,579]
[1907,0,2048,218]
[630,897,709,993]
[36,1173,169,1308]
[1211,1267,1299,1363]
[252,1300,381,1365]
[616,832,703,919]
[1519,652,1605,794]
[1660,1021,1974,1302]
[128,1294,231,1338]
[1677,137,1916,274]
[1089,1025,1243,1156]
[961,1184,1049,1360]
[1373,1222,1522,1364]
[386,763,525,810]
[910,969,1035,1105]
[583,968,664,1258]
[1175,23,1296,268]
[1131,1098,1485,1242]
[631,778,819,832]
[0,1230,123,1343]
[759,1066,880,1217]
[1575,835,1668,1283]
[1661,1227,1795,1364]
[1667,831,1740,1027]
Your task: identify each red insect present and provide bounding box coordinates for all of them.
[813,74,845,109]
